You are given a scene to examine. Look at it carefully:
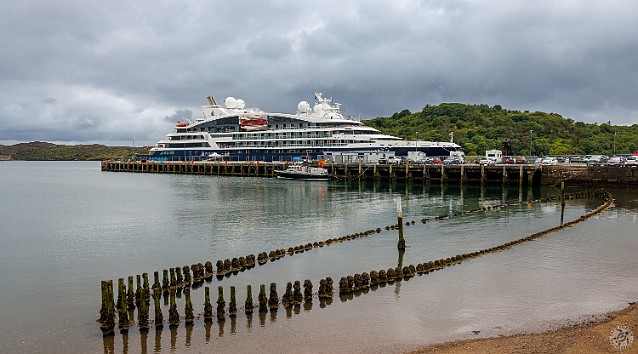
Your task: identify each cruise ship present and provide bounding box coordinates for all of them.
[147,92,460,162]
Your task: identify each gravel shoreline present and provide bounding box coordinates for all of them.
[410,301,637,353]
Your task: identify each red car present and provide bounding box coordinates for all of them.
[515,156,527,164]
[502,156,515,164]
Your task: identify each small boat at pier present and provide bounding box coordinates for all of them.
[275,164,331,180]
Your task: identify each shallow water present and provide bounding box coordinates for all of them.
[0,161,636,353]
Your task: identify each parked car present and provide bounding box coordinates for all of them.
[607,156,625,166]
[415,157,435,164]
[478,158,495,166]
[625,156,638,165]
[443,157,464,165]
[433,157,442,164]
[501,156,515,164]
[585,155,608,165]
[515,156,527,164]
[540,157,558,165]
[387,156,404,164]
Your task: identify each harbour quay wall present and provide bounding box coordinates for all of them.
[100,161,638,186]
[540,164,638,186]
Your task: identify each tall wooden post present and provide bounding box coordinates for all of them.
[396,197,405,250]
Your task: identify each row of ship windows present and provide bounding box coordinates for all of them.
[169,130,371,141]
[218,140,357,148]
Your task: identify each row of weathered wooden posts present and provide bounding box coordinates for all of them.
[99,188,611,336]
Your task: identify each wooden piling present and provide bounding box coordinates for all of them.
[99,280,116,336]
[258,284,268,312]
[138,287,149,329]
[282,282,293,308]
[184,288,194,324]
[153,288,163,328]
[268,283,279,311]
[136,275,142,306]
[216,286,226,321]
[152,271,160,292]
[293,280,302,305]
[303,280,313,302]
[168,289,179,327]
[127,276,136,310]
[117,278,129,330]
[142,273,150,302]
[396,197,406,250]
[245,285,254,314]
[162,270,169,292]
[169,268,176,288]
[204,287,213,322]
[229,286,237,317]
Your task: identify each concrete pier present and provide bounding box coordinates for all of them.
[101,160,638,186]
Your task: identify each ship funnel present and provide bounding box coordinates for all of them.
[207,96,219,106]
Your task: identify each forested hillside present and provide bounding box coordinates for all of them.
[0,141,148,161]
[364,103,638,156]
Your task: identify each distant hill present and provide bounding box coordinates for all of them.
[363,103,638,156]
[0,141,149,161]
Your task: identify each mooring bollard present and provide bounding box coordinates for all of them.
[168,289,179,327]
[99,280,116,336]
[217,286,226,321]
[184,288,194,325]
[245,285,254,314]
[203,287,213,322]
[268,283,279,311]
[258,284,268,312]
[153,288,163,328]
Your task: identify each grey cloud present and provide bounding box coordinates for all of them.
[1,0,637,146]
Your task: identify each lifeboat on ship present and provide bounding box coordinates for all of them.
[175,121,189,127]
[240,116,268,131]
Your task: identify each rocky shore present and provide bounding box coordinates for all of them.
[411,301,637,353]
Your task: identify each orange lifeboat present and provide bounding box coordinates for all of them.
[176,122,188,127]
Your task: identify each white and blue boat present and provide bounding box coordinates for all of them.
[148,92,460,162]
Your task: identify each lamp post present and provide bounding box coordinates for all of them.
[613,131,617,155]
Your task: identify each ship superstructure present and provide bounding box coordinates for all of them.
[148,92,459,162]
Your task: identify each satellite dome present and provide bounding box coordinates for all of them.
[235,99,245,109]
[313,104,324,115]
[298,101,310,113]
[224,97,237,109]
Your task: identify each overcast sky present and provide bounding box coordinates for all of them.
[1,0,637,146]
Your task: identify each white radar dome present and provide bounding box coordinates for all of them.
[224,97,237,109]
[313,104,324,115]
[298,101,310,113]
[235,99,245,109]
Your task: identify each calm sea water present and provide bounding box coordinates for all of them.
[0,161,636,353]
